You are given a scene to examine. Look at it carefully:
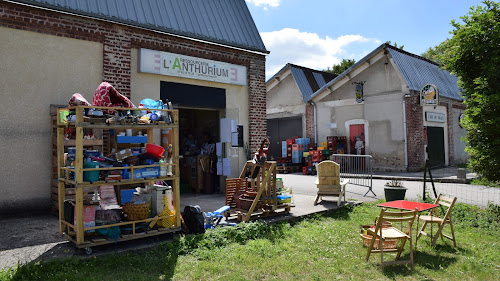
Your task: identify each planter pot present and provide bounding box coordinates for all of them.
[384,187,407,202]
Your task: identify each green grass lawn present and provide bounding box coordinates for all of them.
[2,202,499,280]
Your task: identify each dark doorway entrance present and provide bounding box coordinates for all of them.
[427,126,445,168]
[267,117,303,160]
[160,82,225,194]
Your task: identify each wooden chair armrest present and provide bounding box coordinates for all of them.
[340,179,350,186]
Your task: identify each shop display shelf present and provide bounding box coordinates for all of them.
[56,105,181,250]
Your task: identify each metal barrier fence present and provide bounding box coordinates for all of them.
[330,154,375,196]
[422,161,500,207]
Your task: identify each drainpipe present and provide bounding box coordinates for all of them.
[310,101,318,146]
[403,95,408,170]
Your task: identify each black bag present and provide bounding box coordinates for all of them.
[182,205,205,234]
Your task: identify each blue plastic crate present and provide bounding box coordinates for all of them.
[282,141,287,157]
[117,136,148,144]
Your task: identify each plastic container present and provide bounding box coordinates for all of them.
[83,161,100,182]
[145,144,165,158]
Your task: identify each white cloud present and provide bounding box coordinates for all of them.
[246,0,281,10]
[261,28,381,79]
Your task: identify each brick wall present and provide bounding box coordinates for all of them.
[305,102,315,142]
[405,93,426,171]
[0,1,267,152]
[248,58,267,152]
[405,92,466,171]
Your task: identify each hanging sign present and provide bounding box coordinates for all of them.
[139,48,247,86]
[420,84,439,106]
[353,82,364,103]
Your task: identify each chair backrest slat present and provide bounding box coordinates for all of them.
[316,161,340,185]
[382,210,417,217]
[383,217,418,222]
[434,194,457,221]
[374,208,418,235]
[439,201,452,208]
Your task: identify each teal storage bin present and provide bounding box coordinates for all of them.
[83,161,100,182]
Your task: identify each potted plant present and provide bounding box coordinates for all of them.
[383,179,407,202]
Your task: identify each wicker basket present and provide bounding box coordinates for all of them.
[122,202,150,221]
[360,225,398,250]
[239,195,261,210]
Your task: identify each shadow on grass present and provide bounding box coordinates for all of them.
[414,251,458,270]
[7,234,182,281]
[4,204,359,280]
[379,251,458,278]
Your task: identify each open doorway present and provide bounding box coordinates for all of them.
[178,108,220,194]
[161,81,226,194]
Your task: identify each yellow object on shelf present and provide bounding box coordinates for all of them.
[303,152,309,157]
[320,142,327,148]
[157,199,176,228]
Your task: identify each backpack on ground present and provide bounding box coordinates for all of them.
[182,205,205,234]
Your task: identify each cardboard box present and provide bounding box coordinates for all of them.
[152,185,173,216]
[133,167,160,179]
[75,205,96,233]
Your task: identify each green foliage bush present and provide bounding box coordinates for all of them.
[438,1,500,181]
[433,202,500,233]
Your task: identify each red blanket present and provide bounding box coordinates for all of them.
[92,82,134,113]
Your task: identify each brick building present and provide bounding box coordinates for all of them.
[267,44,467,171]
[0,0,268,214]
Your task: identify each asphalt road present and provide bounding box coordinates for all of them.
[278,173,500,207]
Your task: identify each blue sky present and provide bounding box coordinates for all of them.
[245,0,485,79]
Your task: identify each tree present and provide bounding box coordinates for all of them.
[325,58,355,75]
[421,41,448,65]
[438,1,500,182]
[386,41,404,50]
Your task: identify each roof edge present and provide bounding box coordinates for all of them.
[309,43,387,101]
[266,63,337,86]
[385,44,439,66]
[266,63,291,85]
[5,0,270,55]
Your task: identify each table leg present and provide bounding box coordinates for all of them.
[415,212,420,252]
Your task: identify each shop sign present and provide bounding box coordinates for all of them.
[139,48,247,86]
[425,112,445,123]
[353,81,364,103]
[420,84,439,106]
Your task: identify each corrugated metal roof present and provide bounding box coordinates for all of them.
[8,0,268,53]
[311,44,462,101]
[290,66,312,101]
[312,72,326,87]
[288,64,337,102]
[387,47,462,100]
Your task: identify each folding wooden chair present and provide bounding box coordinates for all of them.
[417,194,457,247]
[366,208,418,270]
[314,161,349,206]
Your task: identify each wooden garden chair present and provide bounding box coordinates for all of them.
[313,161,349,206]
[366,208,418,270]
[416,194,457,247]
